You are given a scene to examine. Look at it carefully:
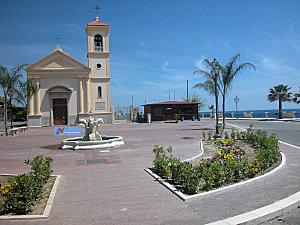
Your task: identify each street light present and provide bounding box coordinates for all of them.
[234,96,240,119]
[211,58,220,136]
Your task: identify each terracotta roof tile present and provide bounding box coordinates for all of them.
[87,17,109,26]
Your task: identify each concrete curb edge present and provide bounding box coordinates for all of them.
[145,152,285,201]
[0,174,61,220]
[145,136,286,201]
[205,191,300,225]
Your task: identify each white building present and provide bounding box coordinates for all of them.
[26,15,113,127]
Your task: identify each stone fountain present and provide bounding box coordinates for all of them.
[60,115,124,150]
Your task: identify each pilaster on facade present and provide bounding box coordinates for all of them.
[85,78,91,113]
[79,78,84,114]
[35,78,41,115]
[28,78,34,116]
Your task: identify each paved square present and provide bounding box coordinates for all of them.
[0,120,299,225]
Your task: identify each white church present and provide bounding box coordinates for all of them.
[26,15,113,127]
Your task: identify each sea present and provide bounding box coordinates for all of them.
[202,108,300,118]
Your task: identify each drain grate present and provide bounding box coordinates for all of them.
[86,159,107,165]
[181,136,194,140]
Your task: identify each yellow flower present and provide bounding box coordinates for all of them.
[0,183,13,195]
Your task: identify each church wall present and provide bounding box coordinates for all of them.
[89,57,107,78]
[90,81,108,113]
[39,77,79,126]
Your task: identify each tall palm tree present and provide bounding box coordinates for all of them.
[0,64,26,135]
[268,85,293,119]
[219,54,255,128]
[193,59,221,134]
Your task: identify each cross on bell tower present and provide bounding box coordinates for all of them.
[93,3,101,18]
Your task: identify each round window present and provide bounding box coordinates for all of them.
[96,63,102,69]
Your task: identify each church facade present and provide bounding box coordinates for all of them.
[26,16,113,127]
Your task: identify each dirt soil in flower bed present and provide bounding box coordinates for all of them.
[202,140,256,160]
[201,140,281,173]
[0,175,56,215]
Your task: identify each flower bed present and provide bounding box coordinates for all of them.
[150,127,281,195]
[0,156,53,215]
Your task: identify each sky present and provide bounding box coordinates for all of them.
[0,0,299,111]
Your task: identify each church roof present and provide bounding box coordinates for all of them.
[87,16,109,27]
[25,49,90,72]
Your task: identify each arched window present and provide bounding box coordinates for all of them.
[94,34,103,52]
[98,86,102,98]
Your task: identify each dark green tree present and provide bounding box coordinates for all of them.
[0,64,27,135]
[267,85,293,119]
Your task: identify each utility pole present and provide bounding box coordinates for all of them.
[173,89,175,101]
[131,95,134,107]
[168,93,170,101]
[186,79,189,101]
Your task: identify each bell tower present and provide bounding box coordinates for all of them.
[85,9,112,123]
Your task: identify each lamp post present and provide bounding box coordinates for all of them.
[234,96,239,119]
[211,58,220,137]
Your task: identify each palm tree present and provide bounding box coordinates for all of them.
[193,59,221,134]
[0,64,26,135]
[293,93,300,104]
[219,54,255,128]
[292,87,300,104]
[267,85,293,119]
[208,105,215,119]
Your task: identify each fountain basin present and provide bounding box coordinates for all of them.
[61,135,124,150]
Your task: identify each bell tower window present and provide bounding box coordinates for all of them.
[98,86,102,98]
[94,34,103,52]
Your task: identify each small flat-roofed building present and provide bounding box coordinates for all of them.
[143,101,198,122]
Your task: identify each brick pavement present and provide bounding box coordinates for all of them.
[0,121,299,225]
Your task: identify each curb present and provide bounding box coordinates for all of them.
[145,152,285,201]
[145,137,286,201]
[182,140,204,162]
[0,174,61,220]
[205,191,300,225]
[210,122,300,224]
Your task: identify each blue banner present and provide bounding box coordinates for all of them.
[54,127,81,136]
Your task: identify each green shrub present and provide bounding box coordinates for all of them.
[153,146,173,179]
[224,131,229,139]
[230,128,236,140]
[1,155,53,215]
[2,174,39,214]
[202,131,206,140]
[151,129,280,195]
[26,155,53,189]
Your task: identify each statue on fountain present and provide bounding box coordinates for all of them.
[79,114,104,141]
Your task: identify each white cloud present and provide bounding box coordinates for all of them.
[258,55,296,77]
